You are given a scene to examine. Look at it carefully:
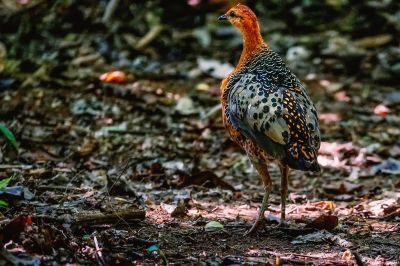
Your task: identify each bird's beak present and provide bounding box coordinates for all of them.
[218,14,227,21]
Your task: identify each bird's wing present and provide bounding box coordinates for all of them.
[224,52,320,171]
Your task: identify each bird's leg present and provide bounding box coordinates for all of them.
[278,164,290,227]
[245,162,272,235]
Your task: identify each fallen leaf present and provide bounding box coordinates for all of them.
[314,201,337,210]
[334,91,350,102]
[308,215,339,231]
[187,0,201,6]
[100,71,127,83]
[388,145,400,157]
[372,158,400,175]
[319,112,341,123]
[0,215,32,243]
[373,104,390,117]
[292,230,352,247]
[77,137,98,157]
[365,197,398,217]
[0,124,19,152]
[205,221,224,230]
[0,249,40,266]
[174,96,197,115]
[342,249,352,262]
[291,230,334,245]
[0,176,12,189]
[382,204,400,216]
[0,186,23,197]
[275,256,283,265]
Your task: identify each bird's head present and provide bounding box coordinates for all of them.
[218,4,259,33]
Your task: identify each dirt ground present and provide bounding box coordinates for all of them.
[0,79,399,265]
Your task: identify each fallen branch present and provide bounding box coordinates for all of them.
[34,209,145,225]
[70,209,145,225]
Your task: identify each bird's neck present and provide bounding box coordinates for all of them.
[236,23,264,71]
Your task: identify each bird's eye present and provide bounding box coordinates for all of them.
[229,11,236,17]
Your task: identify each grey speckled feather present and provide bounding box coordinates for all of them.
[223,45,321,171]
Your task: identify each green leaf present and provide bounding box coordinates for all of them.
[0,124,18,152]
[205,221,224,229]
[0,200,9,207]
[0,176,12,190]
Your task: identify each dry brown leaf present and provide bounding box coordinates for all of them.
[308,215,339,231]
[342,249,352,262]
[314,201,337,210]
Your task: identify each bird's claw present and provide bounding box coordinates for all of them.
[275,219,288,228]
[243,217,265,236]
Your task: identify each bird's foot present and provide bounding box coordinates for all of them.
[244,217,265,236]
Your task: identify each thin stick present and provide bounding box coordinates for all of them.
[72,209,145,225]
[135,25,163,50]
[0,164,32,169]
[102,0,120,23]
[94,236,105,266]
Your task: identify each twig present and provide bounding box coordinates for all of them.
[352,250,365,266]
[205,104,221,120]
[37,185,86,192]
[102,0,120,23]
[0,164,32,169]
[94,236,105,266]
[135,25,163,50]
[265,250,348,265]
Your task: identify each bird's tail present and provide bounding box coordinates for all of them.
[284,143,320,172]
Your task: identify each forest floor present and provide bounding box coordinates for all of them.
[0,1,400,265]
[1,74,399,265]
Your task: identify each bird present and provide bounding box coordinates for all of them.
[218,4,321,234]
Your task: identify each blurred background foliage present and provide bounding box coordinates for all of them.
[0,0,399,89]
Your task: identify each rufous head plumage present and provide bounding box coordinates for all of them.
[218,4,259,34]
